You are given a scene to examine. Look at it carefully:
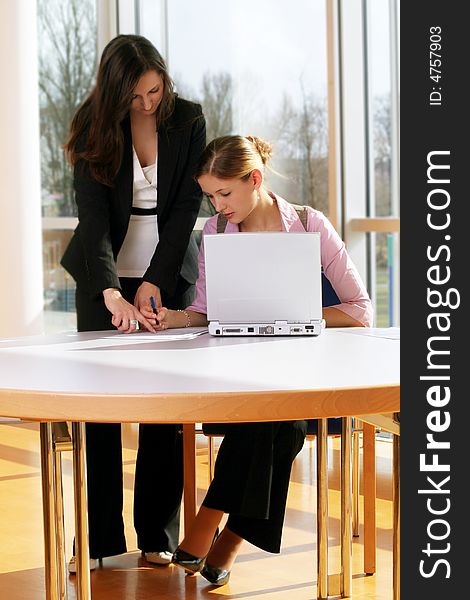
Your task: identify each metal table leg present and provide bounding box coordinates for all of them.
[52,422,72,600]
[71,422,91,600]
[317,418,354,599]
[40,423,60,600]
[316,418,329,599]
[54,448,68,599]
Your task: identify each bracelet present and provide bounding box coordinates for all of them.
[177,309,191,328]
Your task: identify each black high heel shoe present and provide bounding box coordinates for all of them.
[171,528,220,575]
[200,562,231,586]
[171,547,206,574]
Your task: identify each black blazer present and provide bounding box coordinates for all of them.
[61,97,206,298]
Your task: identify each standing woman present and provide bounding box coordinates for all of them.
[61,34,206,570]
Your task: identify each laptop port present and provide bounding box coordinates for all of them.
[248,327,254,333]
[305,325,314,330]
[215,329,221,335]
[259,326,274,335]
[290,327,303,333]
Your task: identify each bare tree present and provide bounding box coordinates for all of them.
[199,72,233,142]
[175,71,233,142]
[274,91,328,213]
[38,0,96,216]
[174,71,234,217]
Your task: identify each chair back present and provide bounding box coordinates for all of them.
[322,273,340,308]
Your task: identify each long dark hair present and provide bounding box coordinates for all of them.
[64,34,175,186]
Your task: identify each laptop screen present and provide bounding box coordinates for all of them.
[204,232,322,324]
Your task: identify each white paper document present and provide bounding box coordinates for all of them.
[130,327,209,341]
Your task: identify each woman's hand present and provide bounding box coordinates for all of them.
[134,281,161,327]
[154,307,174,331]
[103,288,156,333]
[155,308,207,330]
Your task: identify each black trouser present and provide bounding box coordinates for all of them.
[75,277,193,558]
[202,420,307,553]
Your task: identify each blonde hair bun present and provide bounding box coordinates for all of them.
[195,134,276,180]
[245,135,273,166]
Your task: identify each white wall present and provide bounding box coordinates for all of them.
[0,0,44,336]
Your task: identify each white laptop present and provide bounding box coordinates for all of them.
[204,232,324,336]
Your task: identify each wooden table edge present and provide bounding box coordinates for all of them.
[0,384,400,422]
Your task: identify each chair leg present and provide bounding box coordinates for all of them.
[208,436,216,483]
[363,422,376,575]
[352,427,360,537]
[183,424,197,532]
[316,420,329,600]
[340,417,353,597]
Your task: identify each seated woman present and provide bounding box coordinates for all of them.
[155,135,373,586]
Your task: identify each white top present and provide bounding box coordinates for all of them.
[116,144,159,277]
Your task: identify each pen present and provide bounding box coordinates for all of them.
[150,296,159,317]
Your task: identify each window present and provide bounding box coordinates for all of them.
[328,0,400,327]
[366,0,400,325]
[38,0,97,331]
[139,0,329,218]
[37,0,400,331]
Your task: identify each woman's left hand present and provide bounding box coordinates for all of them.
[135,282,162,326]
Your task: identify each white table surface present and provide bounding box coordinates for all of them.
[0,327,400,423]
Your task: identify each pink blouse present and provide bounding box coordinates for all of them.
[187,195,373,327]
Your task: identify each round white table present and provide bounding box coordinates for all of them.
[0,327,400,600]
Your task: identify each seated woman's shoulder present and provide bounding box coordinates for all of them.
[301,205,338,234]
[304,205,323,217]
[301,205,325,224]
[202,213,219,235]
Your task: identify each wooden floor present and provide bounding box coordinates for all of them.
[0,423,393,599]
